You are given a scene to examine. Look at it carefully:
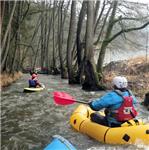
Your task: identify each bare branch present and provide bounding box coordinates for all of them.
[113,15,149,25]
[107,21,149,43]
[2,1,17,51]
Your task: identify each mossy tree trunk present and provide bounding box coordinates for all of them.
[82,1,105,91]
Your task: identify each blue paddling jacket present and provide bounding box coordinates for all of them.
[89,90,138,126]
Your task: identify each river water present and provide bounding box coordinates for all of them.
[1,74,149,150]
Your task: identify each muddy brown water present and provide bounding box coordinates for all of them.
[1,74,149,150]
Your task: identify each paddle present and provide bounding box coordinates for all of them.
[53,91,89,105]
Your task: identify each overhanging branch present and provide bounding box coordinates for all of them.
[113,15,149,25]
[107,21,149,43]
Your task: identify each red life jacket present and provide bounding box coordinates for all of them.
[114,90,138,122]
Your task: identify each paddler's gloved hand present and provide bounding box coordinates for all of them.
[104,108,109,116]
[88,100,99,111]
[88,100,94,110]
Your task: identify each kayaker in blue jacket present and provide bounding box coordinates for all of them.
[89,76,138,127]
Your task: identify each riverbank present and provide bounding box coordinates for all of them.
[0,71,23,88]
[1,56,148,99]
[104,56,149,100]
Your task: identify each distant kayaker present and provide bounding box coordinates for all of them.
[29,71,42,88]
[89,76,138,127]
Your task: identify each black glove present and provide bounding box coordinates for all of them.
[104,108,109,115]
[88,100,92,106]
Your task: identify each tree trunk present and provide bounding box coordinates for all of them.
[76,1,87,83]
[82,1,105,91]
[1,1,16,52]
[1,28,11,71]
[57,1,66,78]
[32,36,42,69]
[97,1,118,73]
[0,1,5,38]
[94,0,100,29]
[45,2,52,74]
[94,0,106,34]
[11,1,22,72]
[94,4,112,45]
[67,0,76,83]
[40,1,45,69]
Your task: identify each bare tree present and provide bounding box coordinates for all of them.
[76,0,87,82]
[67,0,76,83]
[51,1,59,74]
[82,1,105,90]
[57,0,69,78]
[96,1,149,73]
[1,1,16,52]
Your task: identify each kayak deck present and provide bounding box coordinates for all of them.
[44,135,77,150]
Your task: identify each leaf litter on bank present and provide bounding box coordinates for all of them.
[103,56,149,99]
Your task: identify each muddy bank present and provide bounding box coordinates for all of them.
[104,56,149,99]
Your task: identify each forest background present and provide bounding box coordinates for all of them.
[1,0,149,99]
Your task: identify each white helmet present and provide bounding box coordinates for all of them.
[112,76,128,89]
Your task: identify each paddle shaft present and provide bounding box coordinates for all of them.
[74,99,89,105]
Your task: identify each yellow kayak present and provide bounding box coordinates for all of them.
[24,87,44,92]
[70,104,149,145]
